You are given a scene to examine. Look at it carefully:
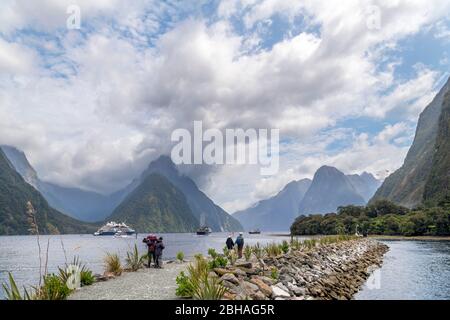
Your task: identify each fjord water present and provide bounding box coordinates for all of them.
[0,232,292,299]
[1,235,449,300]
[356,240,450,300]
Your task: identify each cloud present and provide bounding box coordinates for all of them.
[0,0,448,208]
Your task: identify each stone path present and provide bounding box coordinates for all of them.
[69,262,187,300]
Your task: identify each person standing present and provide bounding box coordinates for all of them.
[235,232,244,259]
[155,237,165,268]
[143,234,157,268]
[226,235,234,250]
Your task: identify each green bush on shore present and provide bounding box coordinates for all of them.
[291,200,450,236]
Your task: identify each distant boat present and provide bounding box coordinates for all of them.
[94,221,135,236]
[196,226,212,235]
[249,229,261,234]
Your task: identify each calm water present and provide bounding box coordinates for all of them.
[1,235,449,300]
[0,232,293,299]
[356,240,450,300]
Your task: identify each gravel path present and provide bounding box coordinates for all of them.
[69,262,187,300]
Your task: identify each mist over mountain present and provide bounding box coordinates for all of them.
[0,149,95,235]
[371,77,450,208]
[109,173,199,233]
[346,172,382,202]
[233,179,312,231]
[133,156,243,232]
[1,145,118,222]
[234,166,380,231]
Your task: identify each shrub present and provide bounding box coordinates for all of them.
[270,267,279,280]
[302,239,317,249]
[104,253,123,276]
[280,240,290,254]
[227,249,237,266]
[290,238,301,250]
[58,256,94,288]
[35,274,71,300]
[2,273,32,300]
[80,269,95,286]
[176,251,185,263]
[243,246,252,261]
[207,248,227,269]
[175,271,193,298]
[176,255,227,300]
[191,272,228,300]
[252,243,263,259]
[264,243,281,257]
[125,244,145,271]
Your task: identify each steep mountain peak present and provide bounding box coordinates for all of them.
[371,76,450,208]
[145,155,178,179]
[1,145,39,188]
[233,178,312,231]
[299,166,365,215]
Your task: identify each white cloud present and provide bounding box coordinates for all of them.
[0,0,448,208]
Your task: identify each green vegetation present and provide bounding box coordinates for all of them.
[264,243,282,257]
[2,273,32,300]
[207,248,228,269]
[104,253,123,276]
[243,245,252,261]
[280,240,290,254]
[175,271,193,298]
[424,91,450,207]
[80,269,95,286]
[0,149,96,235]
[125,244,146,271]
[270,267,279,280]
[175,255,227,300]
[108,174,199,233]
[252,243,263,260]
[176,251,185,263]
[291,200,450,236]
[35,274,71,300]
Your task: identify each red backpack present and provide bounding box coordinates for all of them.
[145,235,157,252]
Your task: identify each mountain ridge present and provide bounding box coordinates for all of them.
[371,77,450,208]
[0,148,95,235]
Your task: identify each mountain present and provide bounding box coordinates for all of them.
[1,145,119,222]
[423,90,450,206]
[124,156,243,232]
[109,174,199,233]
[0,149,95,235]
[346,172,382,202]
[371,77,450,208]
[299,166,366,215]
[233,179,312,231]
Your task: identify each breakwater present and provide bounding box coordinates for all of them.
[213,239,388,300]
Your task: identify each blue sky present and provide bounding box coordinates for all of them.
[0,0,449,212]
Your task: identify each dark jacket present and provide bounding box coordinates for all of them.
[226,237,234,249]
[235,235,244,248]
[155,241,165,256]
[143,236,157,252]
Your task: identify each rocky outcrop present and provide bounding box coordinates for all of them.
[212,239,388,300]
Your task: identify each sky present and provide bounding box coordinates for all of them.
[0,0,449,213]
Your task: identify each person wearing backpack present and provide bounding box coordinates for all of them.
[235,232,244,258]
[154,237,165,268]
[143,234,157,268]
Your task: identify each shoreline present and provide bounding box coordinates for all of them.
[271,233,450,241]
[369,235,450,241]
[70,238,388,300]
